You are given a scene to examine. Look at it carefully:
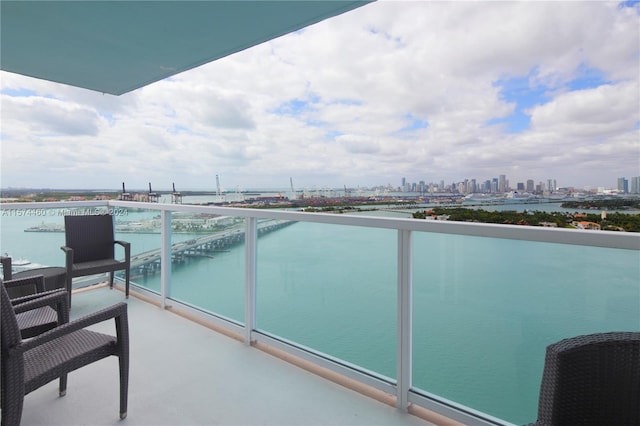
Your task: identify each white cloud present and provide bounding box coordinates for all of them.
[1,1,638,190]
[529,82,640,138]
[1,95,103,136]
[337,134,380,154]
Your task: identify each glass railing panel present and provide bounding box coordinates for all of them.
[164,212,246,323]
[1,206,69,271]
[0,205,158,288]
[411,231,640,425]
[113,206,162,292]
[256,220,397,378]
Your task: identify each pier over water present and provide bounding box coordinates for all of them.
[128,219,293,278]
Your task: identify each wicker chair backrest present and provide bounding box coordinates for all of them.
[64,214,116,263]
[0,282,22,351]
[536,331,640,426]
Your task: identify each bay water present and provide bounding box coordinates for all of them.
[1,203,638,424]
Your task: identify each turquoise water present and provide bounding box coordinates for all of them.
[1,207,638,425]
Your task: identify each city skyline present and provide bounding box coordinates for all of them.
[3,172,640,195]
[1,1,639,190]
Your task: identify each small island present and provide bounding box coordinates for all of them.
[412,207,640,232]
[560,199,640,210]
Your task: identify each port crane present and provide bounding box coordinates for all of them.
[148,182,159,202]
[171,183,182,204]
[290,177,296,200]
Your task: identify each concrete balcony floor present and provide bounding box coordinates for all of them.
[19,285,441,426]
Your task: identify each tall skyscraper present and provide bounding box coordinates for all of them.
[526,179,534,192]
[618,177,629,193]
[469,179,477,193]
[491,178,498,193]
[631,176,639,194]
[498,175,506,193]
[547,179,554,192]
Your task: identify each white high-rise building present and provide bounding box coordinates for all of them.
[498,175,506,193]
[630,176,639,194]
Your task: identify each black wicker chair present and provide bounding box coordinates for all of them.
[527,331,640,426]
[0,283,129,426]
[61,214,131,303]
[3,275,68,339]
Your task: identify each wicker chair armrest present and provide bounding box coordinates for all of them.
[4,275,45,295]
[114,240,130,248]
[13,289,70,324]
[12,288,66,307]
[114,240,131,259]
[18,302,128,353]
[61,245,74,273]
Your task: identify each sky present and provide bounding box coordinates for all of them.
[1,1,639,192]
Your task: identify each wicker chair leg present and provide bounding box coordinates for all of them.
[59,374,68,397]
[1,398,24,426]
[2,367,25,426]
[109,272,114,289]
[119,354,129,420]
[125,269,130,298]
[65,274,73,306]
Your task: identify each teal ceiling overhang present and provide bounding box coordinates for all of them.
[1,1,371,95]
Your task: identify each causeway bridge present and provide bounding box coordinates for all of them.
[128,219,294,278]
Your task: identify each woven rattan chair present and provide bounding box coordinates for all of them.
[61,214,131,304]
[527,331,640,426]
[0,283,129,426]
[3,275,67,339]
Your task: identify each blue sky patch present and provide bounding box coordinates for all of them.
[169,124,189,134]
[273,93,320,116]
[567,65,610,91]
[489,74,550,133]
[1,87,38,97]
[400,113,428,132]
[100,112,116,126]
[325,130,343,140]
[305,119,326,128]
[488,64,609,133]
[485,115,531,133]
[618,0,640,11]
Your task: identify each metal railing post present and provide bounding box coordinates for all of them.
[245,217,258,345]
[160,210,172,309]
[397,229,413,410]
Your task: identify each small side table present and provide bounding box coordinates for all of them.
[13,266,67,293]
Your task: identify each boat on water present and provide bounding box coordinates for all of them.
[503,191,539,203]
[463,193,500,203]
[2,253,46,274]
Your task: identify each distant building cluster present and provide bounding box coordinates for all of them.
[396,175,640,196]
[398,175,560,195]
[618,176,640,194]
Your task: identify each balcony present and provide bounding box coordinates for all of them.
[18,284,437,426]
[2,200,639,425]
